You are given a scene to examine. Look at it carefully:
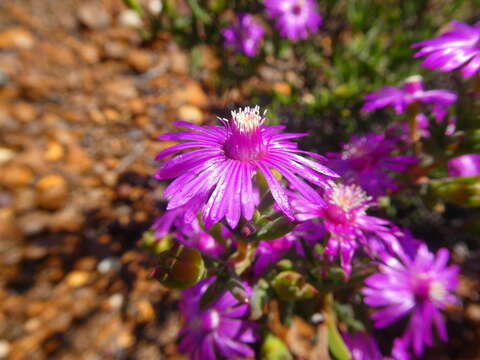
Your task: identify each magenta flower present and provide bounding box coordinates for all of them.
[448,153,480,177]
[264,0,322,40]
[412,21,480,78]
[362,244,459,357]
[222,13,264,57]
[292,182,397,274]
[361,75,457,122]
[328,133,418,198]
[343,331,383,360]
[155,106,337,229]
[179,277,257,360]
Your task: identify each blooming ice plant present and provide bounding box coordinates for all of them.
[362,244,459,358]
[222,13,264,57]
[179,277,257,360]
[448,153,480,177]
[412,21,480,78]
[328,132,417,198]
[361,75,457,121]
[155,106,337,229]
[292,182,397,274]
[264,0,322,41]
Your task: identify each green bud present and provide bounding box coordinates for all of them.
[261,333,293,360]
[140,231,172,255]
[272,271,318,301]
[152,243,205,289]
[431,176,480,207]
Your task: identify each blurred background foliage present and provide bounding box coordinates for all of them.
[127,0,476,141]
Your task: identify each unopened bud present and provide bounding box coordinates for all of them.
[272,271,318,301]
[152,243,205,289]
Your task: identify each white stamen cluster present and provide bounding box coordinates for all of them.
[429,281,447,302]
[231,106,265,133]
[328,182,371,213]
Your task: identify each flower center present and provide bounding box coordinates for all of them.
[325,183,370,224]
[429,280,447,302]
[402,75,424,95]
[223,106,268,161]
[413,273,446,303]
[200,310,221,332]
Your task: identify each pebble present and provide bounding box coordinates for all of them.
[127,50,152,73]
[77,2,111,30]
[65,271,90,288]
[0,27,35,49]
[0,164,33,188]
[119,10,143,29]
[97,257,121,274]
[172,81,208,107]
[35,174,69,210]
[108,294,124,311]
[0,148,15,165]
[0,340,10,359]
[177,104,203,124]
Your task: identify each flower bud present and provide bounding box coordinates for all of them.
[272,271,318,301]
[431,176,480,207]
[152,243,205,289]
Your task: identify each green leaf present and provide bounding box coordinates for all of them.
[327,320,352,360]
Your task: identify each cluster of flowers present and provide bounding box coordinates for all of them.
[150,15,480,360]
[223,0,322,56]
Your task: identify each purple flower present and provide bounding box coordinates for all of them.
[448,153,480,177]
[362,244,459,357]
[155,106,337,229]
[343,331,383,360]
[222,13,264,57]
[179,277,257,360]
[328,133,418,198]
[412,21,480,78]
[361,75,457,121]
[292,182,397,274]
[264,0,322,40]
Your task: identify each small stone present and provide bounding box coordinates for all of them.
[177,105,203,124]
[0,340,10,359]
[0,148,15,165]
[0,27,35,49]
[172,81,208,107]
[77,2,111,30]
[65,271,90,288]
[137,300,155,322]
[118,10,143,28]
[11,102,37,123]
[97,257,121,273]
[148,0,163,15]
[36,174,69,210]
[129,99,145,115]
[466,304,480,322]
[273,82,291,96]
[127,50,153,73]
[103,78,138,100]
[17,211,49,235]
[107,293,124,311]
[169,50,189,75]
[0,164,33,188]
[45,141,64,161]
